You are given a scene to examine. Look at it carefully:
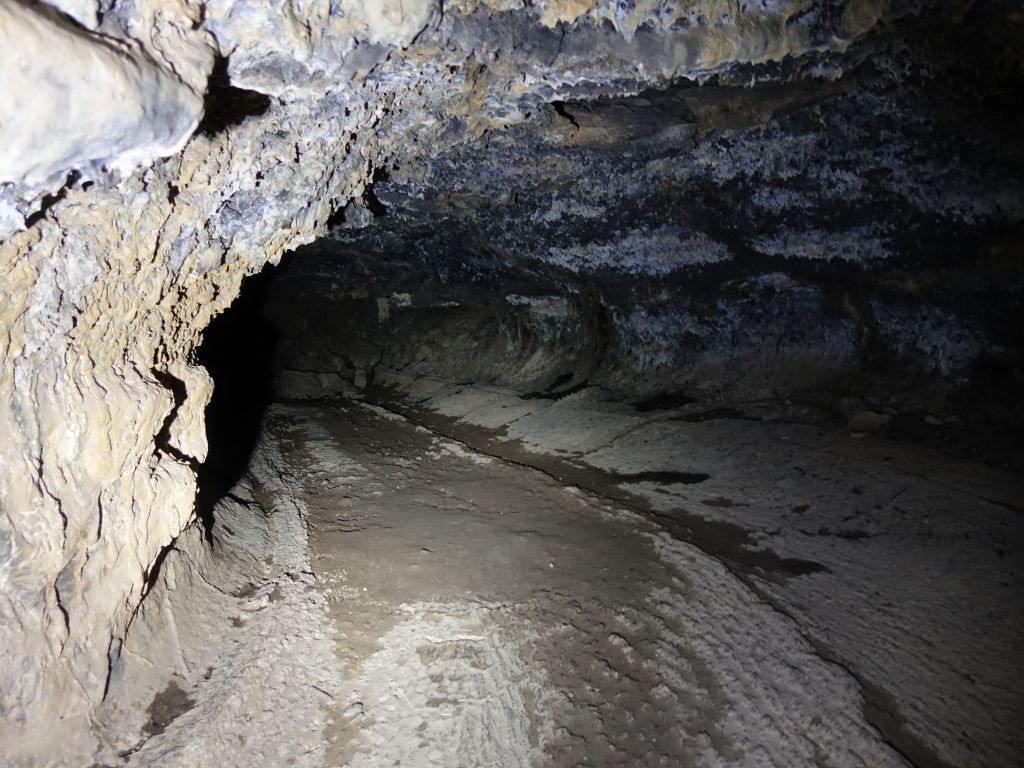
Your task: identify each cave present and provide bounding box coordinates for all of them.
[1,1,1022,767]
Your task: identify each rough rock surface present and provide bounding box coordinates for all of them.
[0,0,1021,765]
[268,6,1024,423]
[0,1,207,197]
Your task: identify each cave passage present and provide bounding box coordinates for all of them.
[7,2,1024,767]
[135,17,1023,768]
[179,232,1024,768]
[195,267,281,529]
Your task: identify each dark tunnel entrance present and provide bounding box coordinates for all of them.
[195,266,281,527]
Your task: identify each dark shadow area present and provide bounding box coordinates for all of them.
[196,266,280,535]
[142,680,196,738]
[197,55,272,137]
[24,170,80,228]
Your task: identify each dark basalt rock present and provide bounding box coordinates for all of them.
[259,4,1024,427]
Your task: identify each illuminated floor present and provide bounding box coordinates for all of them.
[120,392,1024,767]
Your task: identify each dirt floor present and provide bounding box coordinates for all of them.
[114,389,1023,768]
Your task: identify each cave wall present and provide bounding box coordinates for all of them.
[265,9,1024,426]
[0,0,916,762]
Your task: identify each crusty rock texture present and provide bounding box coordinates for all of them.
[265,4,1024,426]
[0,0,1019,765]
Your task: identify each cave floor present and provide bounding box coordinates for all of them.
[296,400,906,768]
[285,397,911,768]
[129,390,1022,768]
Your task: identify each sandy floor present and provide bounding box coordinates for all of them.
[295,401,908,768]
[117,391,1023,768]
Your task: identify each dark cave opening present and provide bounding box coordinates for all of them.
[196,266,281,528]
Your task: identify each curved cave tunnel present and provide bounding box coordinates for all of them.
[2,2,1024,768]
[183,43,1023,766]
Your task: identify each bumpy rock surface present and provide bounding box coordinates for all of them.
[268,5,1023,421]
[0,0,1020,765]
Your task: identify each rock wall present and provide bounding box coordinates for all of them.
[0,1,918,763]
[263,6,1024,426]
